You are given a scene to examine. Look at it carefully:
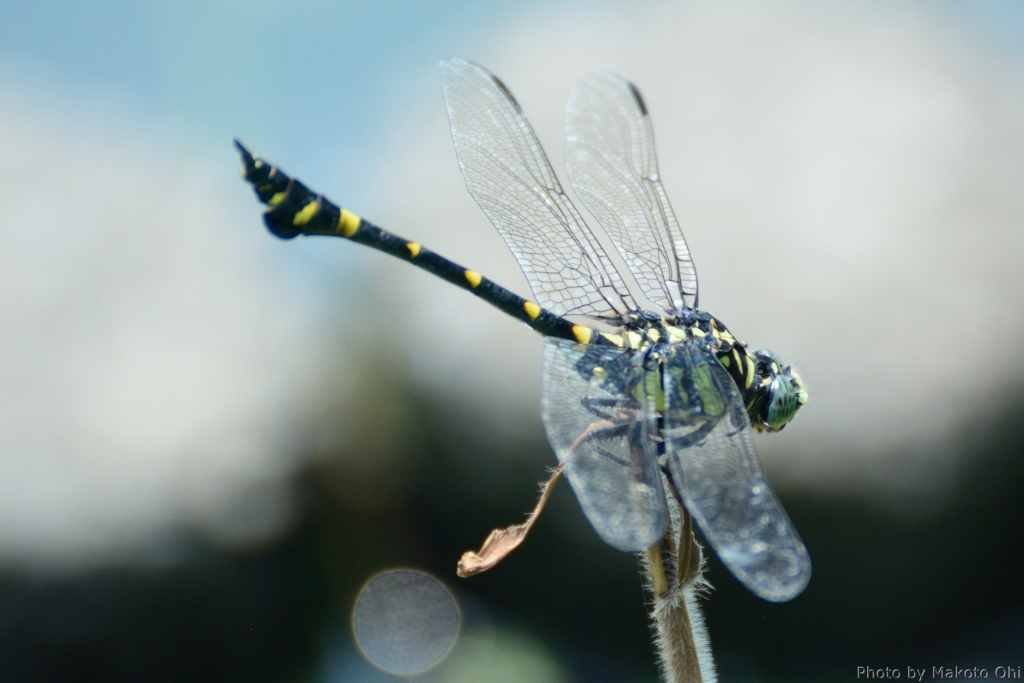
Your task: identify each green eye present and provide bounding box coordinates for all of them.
[765,375,799,430]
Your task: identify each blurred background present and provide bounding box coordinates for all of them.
[1,0,1023,680]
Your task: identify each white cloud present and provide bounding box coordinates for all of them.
[0,67,328,567]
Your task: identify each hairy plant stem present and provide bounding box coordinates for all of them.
[643,499,716,683]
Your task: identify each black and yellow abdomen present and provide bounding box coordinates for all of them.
[235,140,585,344]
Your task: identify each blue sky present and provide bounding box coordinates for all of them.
[0,0,1019,232]
[2,0,1019,163]
[1,0,535,175]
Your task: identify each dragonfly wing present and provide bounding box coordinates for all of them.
[566,72,698,312]
[541,338,668,551]
[661,340,810,601]
[441,58,637,320]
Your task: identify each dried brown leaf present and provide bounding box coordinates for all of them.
[457,466,563,577]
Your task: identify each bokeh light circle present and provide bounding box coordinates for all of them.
[352,568,461,674]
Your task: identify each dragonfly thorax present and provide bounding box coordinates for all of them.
[618,309,662,330]
[602,309,808,433]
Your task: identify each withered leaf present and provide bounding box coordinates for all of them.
[457,466,563,577]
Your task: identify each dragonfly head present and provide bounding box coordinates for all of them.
[748,349,808,433]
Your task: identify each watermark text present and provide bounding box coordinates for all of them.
[855,666,1022,680]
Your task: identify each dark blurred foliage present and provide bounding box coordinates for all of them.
[0,532,328,682]
[704,381,1024,681]
[0,369,1021,682]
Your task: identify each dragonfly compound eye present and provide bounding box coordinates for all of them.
[765,374,798,430]
[751,350,808,432]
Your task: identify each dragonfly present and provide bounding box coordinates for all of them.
[236,58,811,602]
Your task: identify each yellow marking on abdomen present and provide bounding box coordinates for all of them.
[338,208,361,237]
[268,191,286,207]
[406,242,421,258]
[464,270,482,288]
[523,301,541,320]
[572,326,593,344]
[292,200,319,226]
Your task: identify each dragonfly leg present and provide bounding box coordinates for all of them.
[567,419,660,491]
[661,417,718,451]
[567,419,635,468]
[581,395,641,423]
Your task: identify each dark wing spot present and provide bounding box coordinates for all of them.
[491,75,522,113]
[627,82,648,116]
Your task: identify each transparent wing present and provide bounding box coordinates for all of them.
[566,72,698,312]
[441,58,637,320]
[661,341,810,601]
[541,338,668,551]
